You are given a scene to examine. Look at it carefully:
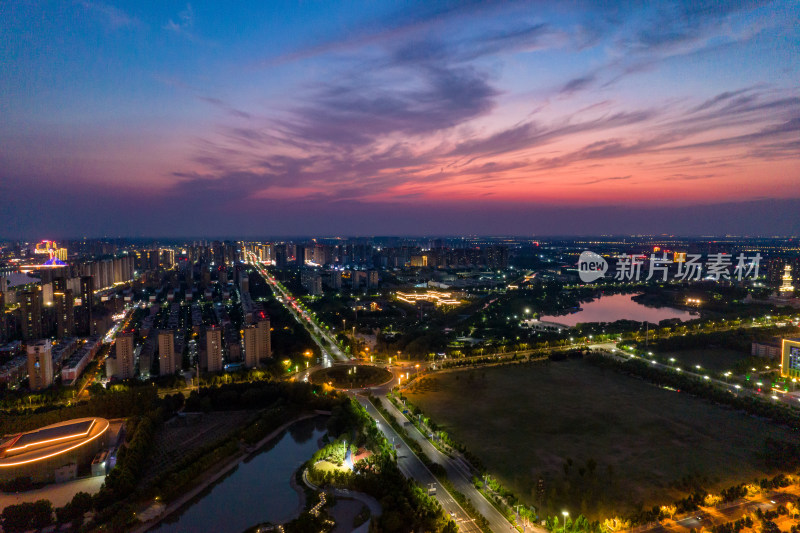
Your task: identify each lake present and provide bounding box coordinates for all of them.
[539,293,695,327]
[151,416,327,533]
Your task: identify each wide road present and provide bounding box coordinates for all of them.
[246,255,514,531]
[247,254,346,363]
[372,392,535,533]
[588,342,800,409]
[354,393,484,533]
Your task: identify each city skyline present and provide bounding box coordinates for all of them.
[2,1,799,237]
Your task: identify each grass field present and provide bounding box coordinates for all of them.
[313,460,348,473]
[404,360,797,519]
[660,348,752,374]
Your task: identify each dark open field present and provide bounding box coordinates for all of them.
[659,348,755,374]
[404,360,798,519]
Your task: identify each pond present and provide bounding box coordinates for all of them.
[539,293,695,327]
[151,416,327,533]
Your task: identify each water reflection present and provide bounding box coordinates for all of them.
[539,293,694,327]
[151,416,326,533]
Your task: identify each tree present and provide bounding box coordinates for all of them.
[1,503,34,533]
[660,505,677,520]
[30,499,53,530]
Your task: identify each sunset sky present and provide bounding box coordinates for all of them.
[2,1,799,237]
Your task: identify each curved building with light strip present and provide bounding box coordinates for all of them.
[0,418,110,484]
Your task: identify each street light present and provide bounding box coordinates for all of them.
[562,511,569,533]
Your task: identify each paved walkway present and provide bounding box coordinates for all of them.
[302,468,382,532]
[0,475,105,511]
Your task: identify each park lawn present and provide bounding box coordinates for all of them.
[404,360,797,519]
[314,460,348,473]
[660,347,753,374]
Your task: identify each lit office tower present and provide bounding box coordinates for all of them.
[115,333,135,379]
[256,314,271,361]
[206,326,223,372]
[20,290,42,341]
[243,325,258,368]
[158,330,176,375]
[54,289,75,339]
[27,340,53,391]
[80,276,94,335]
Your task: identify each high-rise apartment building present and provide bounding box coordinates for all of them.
[80,276,94,335]
[243,325,258,368]
[158,330,176,375]
[27,340,53,390]
[20,290,42,341]
[256,314,271,361]
[114,333,135,379]
[206,326,223,372]
[54,289,75,339]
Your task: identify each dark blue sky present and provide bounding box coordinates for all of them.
[1,1,799,237]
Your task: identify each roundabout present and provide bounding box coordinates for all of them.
[309,364,393,390]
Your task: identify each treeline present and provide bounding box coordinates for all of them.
[92,412,159,529]
[639,325,799,354]
[0,500,55,533]
[0,385,161,435]
[309,454,457,532]
[544,513,602,533]
[326,397,387,453]
[184,380,335,412]
[585,353,800,431]
[307,398,458,533]
[0,384,77,411]
[1,381,344,532]
[368,395,493,531]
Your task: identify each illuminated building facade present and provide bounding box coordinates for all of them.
[243,325,258,368]
[55,289,75,339]
[779,265,795,295]
[781,338,800,379]
[33,240,68,267]
[395,290,461,306]
[114,333,135,379]
[0,418,109,484]
[410,254,428,267]
[206,326,223,372]
[20,289,42,341]
[158,330,176,375]
[27,340,53,391]
[256,314,271,361]
[79,276,94,335]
